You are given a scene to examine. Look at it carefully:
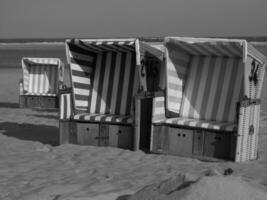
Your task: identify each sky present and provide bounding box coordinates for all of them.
[0,0,267,38]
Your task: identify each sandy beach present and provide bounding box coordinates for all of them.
[1,43,267,199]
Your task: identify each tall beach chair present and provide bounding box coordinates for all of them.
[150,37,266,162]
[59,38,163,149]
[19,57,64,109]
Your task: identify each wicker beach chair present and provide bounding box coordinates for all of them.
[150,37,266,162]
[59,38,163,149]
[19,57,64,109]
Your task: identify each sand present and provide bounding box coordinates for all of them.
[0,107,267,199]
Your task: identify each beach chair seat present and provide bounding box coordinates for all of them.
[19,57,64,109]
[59,38,164,149]
[150,37,266,162]
[153,117,237,132]
[73,113,133,124]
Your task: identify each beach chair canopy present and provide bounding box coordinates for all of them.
[22,57,63,96]
[65,38,163,124]
[157,37,266,131]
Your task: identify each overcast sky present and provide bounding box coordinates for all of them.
[1,0,267,38]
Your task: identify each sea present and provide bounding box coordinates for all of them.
[0,42,68,103]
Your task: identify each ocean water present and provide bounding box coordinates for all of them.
[0,43,69,103]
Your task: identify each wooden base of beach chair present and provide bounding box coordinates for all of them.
[151,125,237,160]
[75,123,133,149]
[20,95,58,109]
[59,121,77,144]
[19,95,27,108]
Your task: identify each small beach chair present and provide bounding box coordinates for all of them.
[150,37,266,162]
[19,57,64,109]
[59,38,163,149]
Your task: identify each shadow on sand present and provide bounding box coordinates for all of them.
[0,122,59,146]
[0,102,19,108]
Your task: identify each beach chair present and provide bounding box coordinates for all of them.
[59,38,163,149]
[19,57,64,109]
[150,37,266,162]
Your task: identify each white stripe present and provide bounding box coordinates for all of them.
[154,107,165,115]
[177,118,193,125]
[75,100,88,107]
[33,67,39,93]
[43,67,50,93]
[181,56,199,117]
[60,96,64,119]
[72,76,91,85]
[74,88,90,96]
[90,54,102,113]
[71,63,93,73]
[66,94,71,119]
[39,65,45,93]
[100,53,112,114]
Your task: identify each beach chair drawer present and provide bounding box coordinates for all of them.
[193,130,205,156]
[26,96,40,108]
[168,127,194,156]
[151,125,169,153]
[40,96,58,109]
[151,126,194,156]
[109,125,133,149]
[203,131,232,159]
[76,123,99,145]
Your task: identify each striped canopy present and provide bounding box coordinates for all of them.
[68,38,136,53]
[164,37,266,123]
[165,37,244,57]
[22,57,62,96]
[66,38,140,115]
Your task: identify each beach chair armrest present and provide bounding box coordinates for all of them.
[19,79,24,95]
[151,91,166,123]
[235,98,261,161]
[59,87,73,120]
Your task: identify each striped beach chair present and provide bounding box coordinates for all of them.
[59,38,163,149]
[151,37,266,162]
[19,57,64,109]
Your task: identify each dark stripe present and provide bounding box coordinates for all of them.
[68,42,96,57]
[211,57,228,120]
[125,52,136,114]
[95,53,107,113]
[73,82,91,90]
[222,58,240,121]
[188,56,205,117]
[63,95,67,119]
[75,94,89,101]
[70,58,94,68]
[200,57,216,118]
[72,70,91,78]
[105,52,117,114]
[115,52,127,114]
